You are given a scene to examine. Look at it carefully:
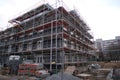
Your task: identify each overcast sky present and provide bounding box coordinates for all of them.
[0,0,120,40]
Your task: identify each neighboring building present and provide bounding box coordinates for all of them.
[0,2,94,71]
[95,36,120,60]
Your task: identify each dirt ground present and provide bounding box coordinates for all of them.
[99,61,120,68]
[86,61,120,80]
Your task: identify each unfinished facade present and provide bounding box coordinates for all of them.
[0,1,94,71]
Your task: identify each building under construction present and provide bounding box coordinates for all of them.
[0,1,95,71]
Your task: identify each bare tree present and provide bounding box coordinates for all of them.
[106,44,120,61]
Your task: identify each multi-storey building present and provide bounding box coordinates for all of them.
[95,36,120,60]
[0,2,94,71]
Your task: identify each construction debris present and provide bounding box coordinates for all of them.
[45,73,81,80]
[65,66,76,74]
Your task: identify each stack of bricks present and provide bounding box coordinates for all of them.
[18,63,43,76]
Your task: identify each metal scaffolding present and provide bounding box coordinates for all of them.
[0,0,95,72]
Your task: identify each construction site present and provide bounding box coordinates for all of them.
[0,0,119,80]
